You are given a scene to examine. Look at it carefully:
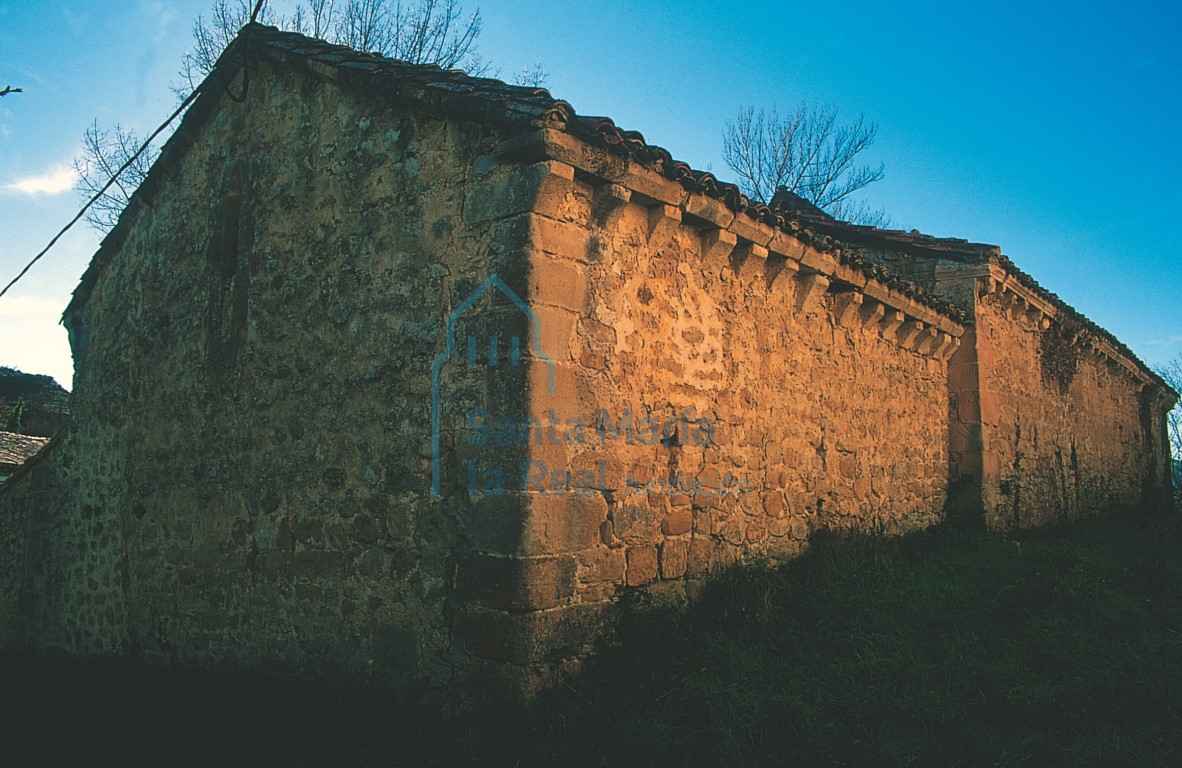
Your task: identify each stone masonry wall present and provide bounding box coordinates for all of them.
[0,59,543,690]
[447,136,964,685]
[974,288,1165,529]
[850,248,1174,529]
[0,435,131,655]
[3,53,1170,696]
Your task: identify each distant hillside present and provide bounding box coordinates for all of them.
[0,367,69,437]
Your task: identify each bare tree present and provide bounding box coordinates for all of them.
[826,198,890,229]
[175,0,275,98]
[723,104,888,227]
[290,0,338,39]
[174,0,487,96]
[386,0,485,71]
[77,0,495,233]
[335,0,394,53]
[321,0,487,71]
[512,63,548,88]
[1158,356,1182,495]
[71,121,158,231]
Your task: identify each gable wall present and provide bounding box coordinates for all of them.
[1,59,537,689]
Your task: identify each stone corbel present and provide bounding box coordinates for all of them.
[532,161,577,220]
[929,332,955,359]
[978,277,998,303]
[730,242,768,283]
[940,335,962,361]
[989,273,1009,297]
[1155,387,1181,412]
[647,204,682,245]
[593,183,631,230]
[878,310,905,341]
[794,272,830,313]
[859,301,885,330]
[997,288,1013,311]
[832,291,864,329]
[897,319,926,350]
[702,229,737,263]
[914,327,942,356]
[1004,292,1027,322]
[765,255,799,295]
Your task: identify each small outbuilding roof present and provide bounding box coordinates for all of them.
[0,430,49,470]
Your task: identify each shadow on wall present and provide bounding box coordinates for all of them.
[2,507,1178,766]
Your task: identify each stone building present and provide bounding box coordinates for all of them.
[0,24,1175,695]
[0,432,49,483]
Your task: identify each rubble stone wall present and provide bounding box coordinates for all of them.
[0,60,535,690]
[0,436,130,655]
[446,157,963,688]
[974,292,1166,529]
[841,249,1175,529]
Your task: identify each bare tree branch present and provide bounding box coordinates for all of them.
[71,121,158,231]
[170,1,489,98]
[174,0,273,98]
[291,0,339,39]
[1157,356,1182,497]
[337,0,393,53]
[827,198,891,229]
[512,63,548,88]
[723,103,887,226]
[79,0,496,233]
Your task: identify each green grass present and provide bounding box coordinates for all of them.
[2,511,1179,766]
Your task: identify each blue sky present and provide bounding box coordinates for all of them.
[1,0,1179,389]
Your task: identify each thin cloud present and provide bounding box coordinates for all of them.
[1146,335,1182,347]
[3,163,78,196]
[139,0,179,43]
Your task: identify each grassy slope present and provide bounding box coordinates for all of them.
[2,512,1179,767]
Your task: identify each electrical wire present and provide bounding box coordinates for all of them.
[0,0,269,301]
[0,87,202,301]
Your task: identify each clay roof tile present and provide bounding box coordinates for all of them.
[0,431,50,469]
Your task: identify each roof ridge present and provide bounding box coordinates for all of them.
[233,23,969,319]
[67,22,1168,392]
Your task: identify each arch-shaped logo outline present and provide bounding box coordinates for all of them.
[431,274,557,496]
